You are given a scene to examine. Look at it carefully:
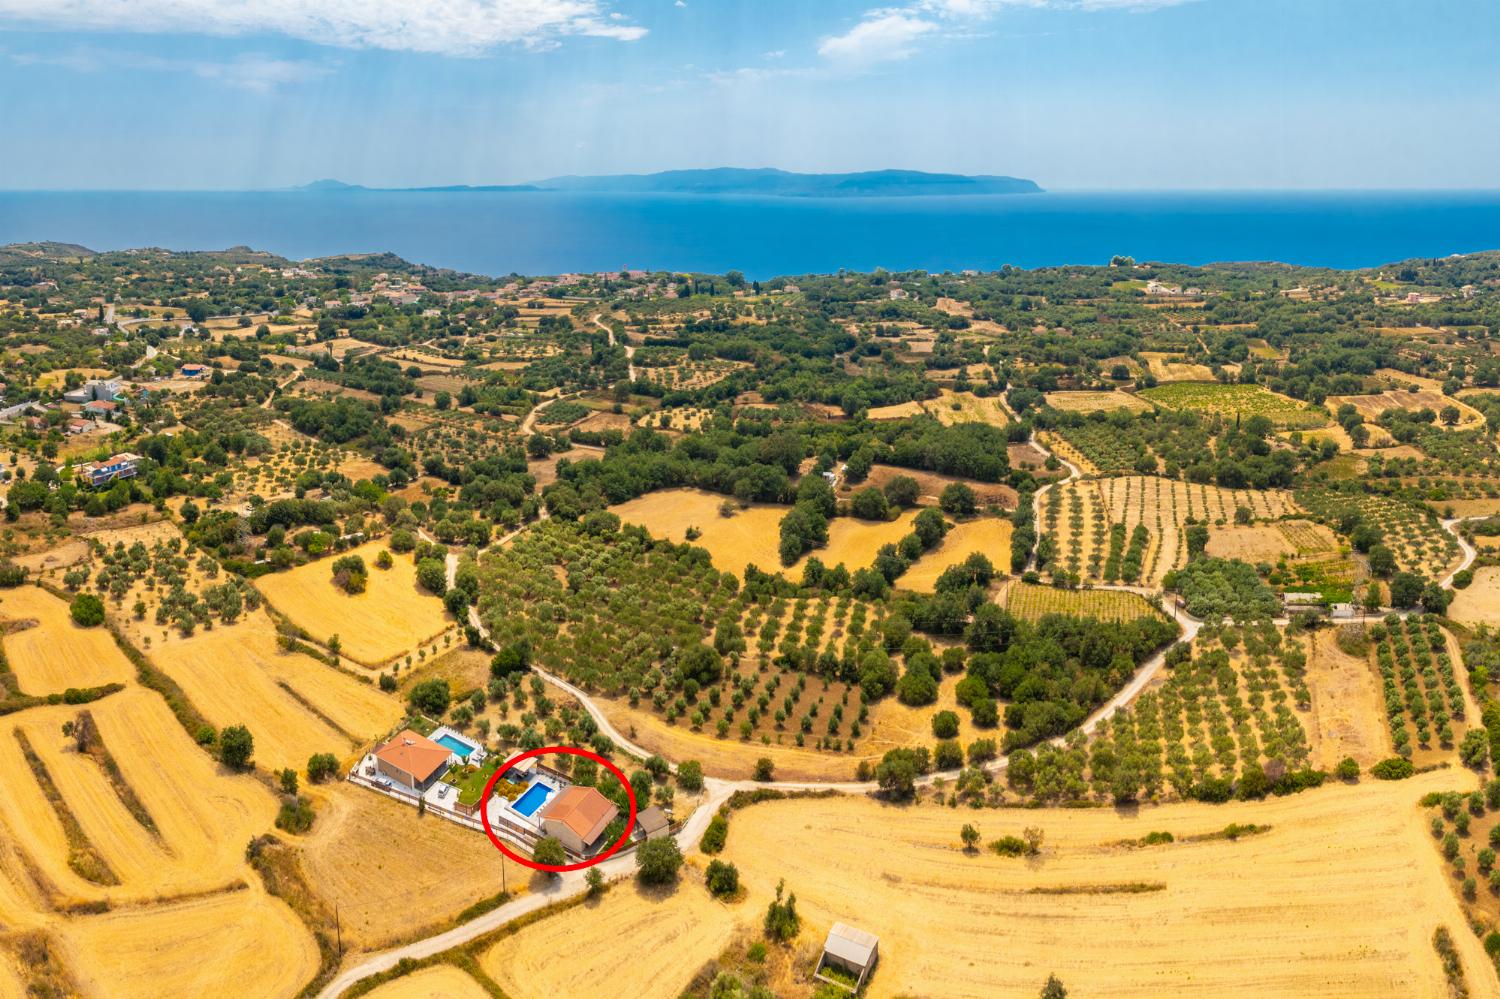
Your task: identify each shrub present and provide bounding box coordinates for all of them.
[331,553,368,594]
[931,710,960,739]
[306,753,340,783]
[408,678,451,717]
[1334,757,1360,781]
[677,759,704,792]
[533,836,566,868]
[70,593,105,627]
[706,859,740,897]
[1371,757,1415,780]
[275,796,315,834]
[753,757,775,782]
[701,811,730,854]
[763,879,800,942]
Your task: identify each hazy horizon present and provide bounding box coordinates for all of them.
[2,0,1497,192]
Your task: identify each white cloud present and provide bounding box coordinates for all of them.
[0,0,646,57]
[821,0,1194,65]
[818,11,938,64]
[9,46,334,91]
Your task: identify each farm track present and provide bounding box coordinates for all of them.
[322,395,1482,998]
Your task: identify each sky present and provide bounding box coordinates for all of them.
[0,0,1497,191]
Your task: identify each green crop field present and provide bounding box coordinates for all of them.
[1140,382,1329,429]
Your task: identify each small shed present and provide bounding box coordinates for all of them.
[815,922,879,992]
[636,805,671,840]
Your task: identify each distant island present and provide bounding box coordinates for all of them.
[297,168,1042,198]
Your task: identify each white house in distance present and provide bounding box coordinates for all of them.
[62,379,122,404]
[540,786,619,856]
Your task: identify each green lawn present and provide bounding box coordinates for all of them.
[442,758,504,807]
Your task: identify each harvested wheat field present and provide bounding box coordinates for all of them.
[149,611,397,770]
[481,881,740,999]
[0,957,23,999]
[866,400,926,420]
[57,888,317,999]
[0,586,133,693]
[611,488,784,578]
[901,518,1013,592]
[0,690,277,905]
[859,464,1017,509]
[926,390,1008,427]
[257,540,448,665]
[1304,630,1390,768]
[1045,390,1153,414]
[1205,523,1298,562]
[720,772,1495,999]
[363,965,491,999]
[299,786,526,950]
[1141,351,1214,382]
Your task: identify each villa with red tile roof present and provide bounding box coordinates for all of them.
[541,785,619,855]
[373,729,451,793]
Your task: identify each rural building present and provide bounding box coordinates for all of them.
[635,805,671,841]
[540,785,619,856]
[372,729,452,794]
[82,399,118,418]
[815,923,879,992]
[66,418,94,436]
[62,379,122,404]
[179,363,207,378]
[74,452,141,488]
[1282,591,1325,613]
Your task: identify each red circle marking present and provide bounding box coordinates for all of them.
[478,745,638,872]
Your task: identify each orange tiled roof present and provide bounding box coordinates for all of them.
[542,785,619,843]
[374,729,451,783]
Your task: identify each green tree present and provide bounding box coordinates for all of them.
[219,725,255,770]
[635,837,684,885]
[69,593,105,627]
[1040,974,1068,999]
[706,859,740,896]
[408,678,452,717]
[533,836,566,869]
[763,879,800,942]
[960,823,981,852]
[677,759,704,792]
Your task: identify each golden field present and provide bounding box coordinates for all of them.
[1449,567,1500,627]
[900,518,1013,592]
[1045,390,1154,414]
[610,489,784,578]
[256,540,449,666]
[0,586,134,693]
[362,965,491,999]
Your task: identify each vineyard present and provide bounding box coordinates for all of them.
[1042,476,1300,587]
[1296,486,1460,578]
[1371,615,1471,766]
[1003,582,1166,624]
[1140,382,1329,429]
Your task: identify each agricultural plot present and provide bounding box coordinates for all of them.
[1449,567,1500,626]
[635,358,746,391]
[0,585,134,693]
[480,880,739,999]
[719,772,1485,999]
[790,509,921,576]
[1140,351,1214,382]
[56,889,318,999]
[1088,622,1312,798]
[256,540,450,666]
[298,786,525,951]
[1140,382,1329,429]
[1044,390,1153,414]
[636,406,716,431]
[1044,476,1300,587]
[1297,487,1460,579]
[900,518,1012,592]
[866,391,1007,427]
[362,966,490,999]
[149,610,398,771]
[1050,420,1155,474]
[1372,615,1470,767]
[1003,582,1166,624]
[1035,430,1099,476]
[1304,629,1390,768]
[610,488,785,578]
[1328,389,1485,431]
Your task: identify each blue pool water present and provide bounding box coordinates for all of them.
[512,782,553,817]
[436,734,474,756]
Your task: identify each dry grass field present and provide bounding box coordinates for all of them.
[900,518,1013,592]
[148,610,399,771]
[716,773,1494,999]
[362,965,491,999]
[1045,390,1154,414]
[1449,567,1500,626]
[868,391,1007,427]
[611,489,785,578]
[0,586,134,693]
[56,889,318,999]
[1328,389,1485,430]
[480,880,740,999]
[1304,630,1390,768]
[858,465,1017,509]
[256,540,449,666]
[1205,523,1299,562]
[791,510,921,576]
[298,786,526,951]
[1141,351,1214,382]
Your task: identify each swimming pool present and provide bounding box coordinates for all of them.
[436,734,475,756]
[512,782,554,817]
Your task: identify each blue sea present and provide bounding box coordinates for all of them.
[2,189,1499,279]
